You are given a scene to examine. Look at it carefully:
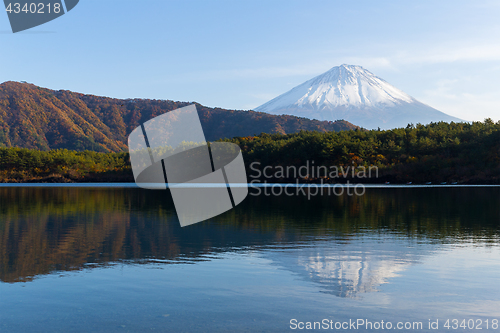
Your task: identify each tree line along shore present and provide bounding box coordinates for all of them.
[1,120,499,184]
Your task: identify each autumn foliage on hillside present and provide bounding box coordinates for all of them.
[0,81,357,152]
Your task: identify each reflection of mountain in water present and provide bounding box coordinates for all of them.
[266,238,435,298]
[1,187,499,285]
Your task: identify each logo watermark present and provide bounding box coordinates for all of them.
[4,0,79,33]
[128,104,248,227]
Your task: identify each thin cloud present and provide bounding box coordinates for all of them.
[394,45,500,65]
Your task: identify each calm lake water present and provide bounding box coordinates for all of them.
[1,186,500,332]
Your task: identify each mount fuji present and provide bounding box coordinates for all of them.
[255,64,462,129]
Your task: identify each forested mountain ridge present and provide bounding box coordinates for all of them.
[0,81,358,152]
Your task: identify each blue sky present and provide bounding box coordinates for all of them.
[1,0,500,121]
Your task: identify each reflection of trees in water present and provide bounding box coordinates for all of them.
[0,187,499,283]
[243,187,500,240]
[0,188,172,282]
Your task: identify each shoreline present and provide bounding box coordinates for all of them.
[2,182,500,188]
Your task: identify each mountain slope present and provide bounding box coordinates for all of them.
[255,64,462,129]
[0,81,358,152]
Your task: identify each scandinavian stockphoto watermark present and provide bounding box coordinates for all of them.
[249,162,378,199]
[4,0,79,33]
[127,104,248,227]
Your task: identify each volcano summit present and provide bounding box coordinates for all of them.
[255,64,461,129]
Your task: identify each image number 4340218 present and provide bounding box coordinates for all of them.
[4,0,79,33]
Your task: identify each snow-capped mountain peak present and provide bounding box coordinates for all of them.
[255,64,461,129]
